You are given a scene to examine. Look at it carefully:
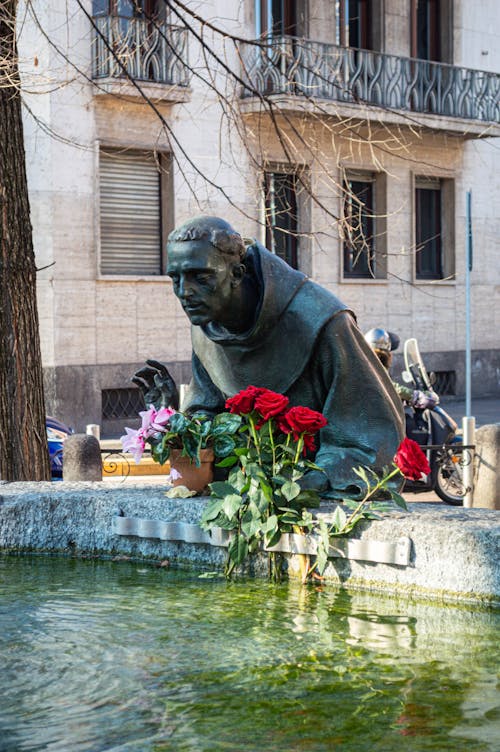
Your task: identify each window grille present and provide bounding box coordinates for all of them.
[102,388,145,420]
[432,370,456,396]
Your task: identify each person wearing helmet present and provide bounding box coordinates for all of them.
[364,328,438,409]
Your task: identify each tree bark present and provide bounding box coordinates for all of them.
[0,0,50,480]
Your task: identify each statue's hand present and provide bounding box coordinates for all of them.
[132,359,179,410]
[298,469,329,493]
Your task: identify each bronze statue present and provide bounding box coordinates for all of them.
[133,216,404,496]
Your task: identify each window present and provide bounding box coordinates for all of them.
[415,176,455,281]
[264,171,299,269]
[410,0,453,63]
[337,0,384,51]
[99,148,173,275]
[342,171,387,279]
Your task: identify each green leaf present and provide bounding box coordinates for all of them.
[241,502,263,538]
[316,541,328,575]
[389,491,408,510]
[168,412,190,433]
[278,512,301,525]
[263,514,279,535]
[251,485,270,515]
[330,505,348,533]
[215,455,239,468]
[151,442,170,466]
[213,435,236,458]
[294,489,321,509]
[227,533,248,566]
[281,480,301,502]
[209,480,238,497]
[228,467,248,493]
[222,494,243,519]
[200,498,224,526]
[363,511,382,520]
[211,413,243,434]
[352,466,370,486]
[198,572,221,579]
[342,499,360,509]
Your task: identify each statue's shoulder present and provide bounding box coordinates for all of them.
[290,278,352,326]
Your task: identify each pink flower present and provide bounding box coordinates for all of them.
[139,405,176,438]
[151,406,176,432]
[120,427,146,464]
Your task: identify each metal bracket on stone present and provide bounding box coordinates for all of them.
[112,516,412,567]
[265,532,412,566]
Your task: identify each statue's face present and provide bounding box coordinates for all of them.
[166,240,236,326]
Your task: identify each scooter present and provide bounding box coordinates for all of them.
[401,339,465,505]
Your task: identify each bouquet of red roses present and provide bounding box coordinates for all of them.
[200,385,327,580]
[201,385,431,581]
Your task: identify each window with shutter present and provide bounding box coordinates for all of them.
[99,148,164,275]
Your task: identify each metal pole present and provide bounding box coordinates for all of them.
[465,190,473,417]
[462,416,475,508]
[463,191,474,507]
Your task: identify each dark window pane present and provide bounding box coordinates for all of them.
[264,172,299,269]
[415,0,440,61]
[258,0,297,36]
[343,179,375,278]
[416,186,442,279]
[348,0,371,50]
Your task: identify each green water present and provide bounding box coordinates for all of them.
[0,556,499,752]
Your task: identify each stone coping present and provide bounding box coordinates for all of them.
[0,481,499,606]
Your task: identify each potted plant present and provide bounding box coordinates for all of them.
[120,405,243,493]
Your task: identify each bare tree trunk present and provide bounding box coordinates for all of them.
[0,0,50,480]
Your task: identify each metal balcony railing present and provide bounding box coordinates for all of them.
[92,15,189,87]
[239,37,500,123]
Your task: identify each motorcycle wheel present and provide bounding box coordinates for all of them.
[434,446,466,506]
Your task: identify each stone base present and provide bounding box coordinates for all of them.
[0,481,498,605]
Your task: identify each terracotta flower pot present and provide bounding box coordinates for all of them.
[169,448,214,494]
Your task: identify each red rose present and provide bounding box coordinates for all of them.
[254,389,290,421]
[394,437,431,480]
[279,406,328,438]
[226,385,265,415]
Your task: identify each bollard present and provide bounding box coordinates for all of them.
[63,434,102,481]
[472,423,500,510]
[462,416,475,509]
[86,424,101,441]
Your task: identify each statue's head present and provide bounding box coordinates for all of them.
[167,216,246,261]
[166,216,247,327]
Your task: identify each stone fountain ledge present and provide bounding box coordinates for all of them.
[0,481,499,606]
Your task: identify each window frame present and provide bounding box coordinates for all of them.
[341,170,387,281]
[263,168,301,270]
[413,174,455,284]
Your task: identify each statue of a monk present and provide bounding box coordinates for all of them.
[134,216,404,496]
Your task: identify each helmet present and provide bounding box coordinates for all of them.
[364,328,399,352]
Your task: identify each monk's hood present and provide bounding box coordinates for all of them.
[191,242,351,395]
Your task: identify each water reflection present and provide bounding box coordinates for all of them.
[0,556,498,751]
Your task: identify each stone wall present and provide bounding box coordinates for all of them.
[0,483,499,605]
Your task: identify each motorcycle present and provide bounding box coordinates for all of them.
[400,338,465,505]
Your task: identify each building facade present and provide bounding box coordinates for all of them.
[18,0,500,434]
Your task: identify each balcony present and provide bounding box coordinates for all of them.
[92,15,189,99]
[239,37,500,125]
